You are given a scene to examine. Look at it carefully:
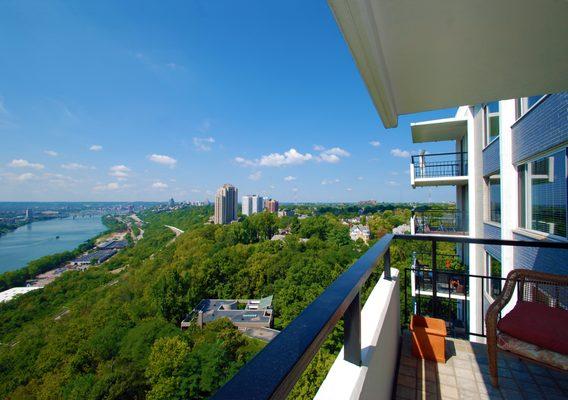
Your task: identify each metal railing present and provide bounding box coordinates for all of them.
[403,267,507,338]
[213,234,568,400]
[412,209,468,233]
[412,152,468,178]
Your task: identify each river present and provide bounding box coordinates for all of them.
[0,216,106,273]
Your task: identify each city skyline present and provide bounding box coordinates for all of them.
[0,1,456,203]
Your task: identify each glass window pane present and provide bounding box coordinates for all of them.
[489,174,501,223]
[527,95,543,109]
[526,150,567,237]
[486,102,500,144]
[487,255,502,299]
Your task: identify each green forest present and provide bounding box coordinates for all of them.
[0,205,445,399]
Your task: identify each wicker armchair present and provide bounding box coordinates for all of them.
[486,269,568,387]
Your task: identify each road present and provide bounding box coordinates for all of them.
[165,225,184,236]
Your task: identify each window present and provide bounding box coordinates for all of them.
[515,95,544,118]
[519,149,567,238]
[485,102,500,145]
[488,174,501,223]
[485,252,502,299]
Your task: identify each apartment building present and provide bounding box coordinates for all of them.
[264,198,279,213]
[214,184,238,224]
[242,194,264,216]
[408,94,567,336]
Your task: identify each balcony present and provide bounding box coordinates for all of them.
[411,209,468,235]
[395,331,567,400]
[410,152,468,187]
[212,235,568,400]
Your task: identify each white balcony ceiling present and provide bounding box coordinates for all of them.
[328,0,568,128]
[411,117,467,143]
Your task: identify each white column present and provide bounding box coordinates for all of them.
[467,105,485,342]
[498,99,519,315]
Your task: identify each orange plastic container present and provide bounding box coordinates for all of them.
[410,315,447,363]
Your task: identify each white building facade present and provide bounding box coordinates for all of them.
[242,195,264,216]
[409,94,568,338]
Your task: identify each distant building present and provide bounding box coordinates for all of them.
[264,199,279,213]
[25,208,33,221]
[350,225,371,242]
[71,249,117,266]
[214,184,238,224]
[169,198,175,207]
[242,195,264,216]
[97,239,128,250]
[278,209,294,217]
[392,224,411,235]
[181,296,276,341]
[0,287,43,303]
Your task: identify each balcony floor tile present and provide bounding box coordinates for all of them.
[396,331,568,400]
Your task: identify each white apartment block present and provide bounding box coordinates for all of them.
[242,195,264,216]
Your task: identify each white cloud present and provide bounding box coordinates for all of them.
[248,171,262,181]
[109,165,131,179]
[90,145,103,152]
[236,146,350,168]
[193,136,215,151]
[321,178,340,185]
[357,176,364,181]
[236,148,313,167]
[317,147,351,164]
[44,173,77,187]
[292,187,299,192]
[61,163,88,170]
[8,159,44,170]
[369,140,381,147]
[260,148,313,167]
[346,187,353,192]
[15,173,35,181]
[44,150,58,157]
[152,181,168,189]
[284,176,296,181]
[191,188,201,193]
[313,144,325,151]
[234,157,256,167]
[148,154,177,167]
[94,182,120,191]
[390,148,410,158]
[387,180,400,186]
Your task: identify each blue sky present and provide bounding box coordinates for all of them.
[0,1,456,203]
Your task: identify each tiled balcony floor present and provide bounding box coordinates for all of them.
[395,331,568,400]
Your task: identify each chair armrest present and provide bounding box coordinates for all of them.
[486,270,518,337]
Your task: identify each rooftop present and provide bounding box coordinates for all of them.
[0,287,42,303]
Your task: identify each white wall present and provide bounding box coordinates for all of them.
[314,270,400,400]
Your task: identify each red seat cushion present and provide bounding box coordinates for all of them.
[497,301,568,355]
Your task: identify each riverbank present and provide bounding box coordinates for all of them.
[0,215,125,292]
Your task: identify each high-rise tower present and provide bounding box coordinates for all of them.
[214,184,238,224]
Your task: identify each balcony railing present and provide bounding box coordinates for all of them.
[411,151,468,178]
[404,267,507,338]
[212,234,568,400]
[412,208,467,234]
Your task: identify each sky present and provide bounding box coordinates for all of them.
[0,1,457,203]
